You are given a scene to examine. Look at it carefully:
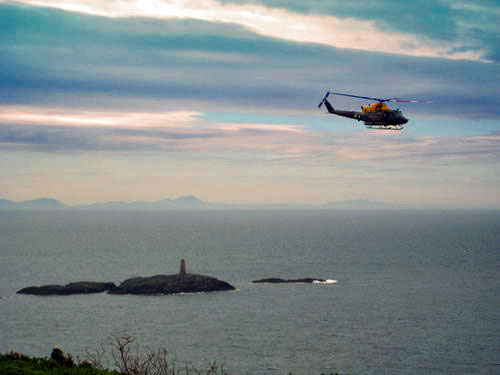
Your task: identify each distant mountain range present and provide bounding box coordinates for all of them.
[323,199,414,209]
[0,198,66,210]
[75,195,219,210]
[0,196,423,210]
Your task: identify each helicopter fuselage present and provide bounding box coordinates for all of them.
[323,99,408,130]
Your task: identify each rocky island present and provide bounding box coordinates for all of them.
[252,278,327,283]
[17,281,116,295]
[108,259,235,295]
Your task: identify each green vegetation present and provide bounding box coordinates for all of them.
[1,337,340,374]
[0,337,228,375]
[0,351,117,375]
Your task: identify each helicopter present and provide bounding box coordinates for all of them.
[318,91,426,130]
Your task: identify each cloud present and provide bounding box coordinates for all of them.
[0,106,202,128]
[1,3,499,122]
[0,2,498,207]
[0,106,215,151]
[1,105,499,171]
[214,122,303,133]
[9,0,492,61]
[217,0,500,63]
[0,105,320,153]
[0,123,223,152]
[328,131,500,166]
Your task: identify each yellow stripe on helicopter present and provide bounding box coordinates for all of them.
[361,102,391,113]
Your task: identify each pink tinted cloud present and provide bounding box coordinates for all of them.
[0,106,201,128]
[2,105,498,165]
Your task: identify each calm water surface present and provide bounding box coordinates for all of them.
[1,210,499,374]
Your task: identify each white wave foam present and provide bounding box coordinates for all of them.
[313,279,338,284]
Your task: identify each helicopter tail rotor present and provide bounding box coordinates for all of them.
[318,91,330,108]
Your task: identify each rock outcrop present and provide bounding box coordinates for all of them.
[17,260,234,296]
[17,281,116,295]
[252,277,326,284]
[109,273,235,295]
[109,259,235,295]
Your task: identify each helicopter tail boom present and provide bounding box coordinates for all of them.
[321,98,358,118]
[322,99,336,114]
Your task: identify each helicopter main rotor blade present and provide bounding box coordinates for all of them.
[386,98,432,104]
[330,92,387,102]
[330,92,430,104]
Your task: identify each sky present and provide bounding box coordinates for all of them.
[0,0,499,207]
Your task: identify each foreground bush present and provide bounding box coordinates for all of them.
[1,336,227,375]
[1,336,340,375]
[0,351,117,375]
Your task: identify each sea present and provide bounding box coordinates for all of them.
[0,209,499,375]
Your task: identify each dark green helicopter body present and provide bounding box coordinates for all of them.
[318,91,425,130]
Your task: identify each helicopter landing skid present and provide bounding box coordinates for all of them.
[364,124,404,130]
